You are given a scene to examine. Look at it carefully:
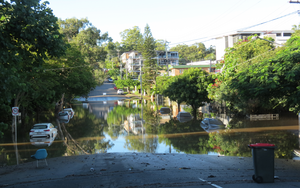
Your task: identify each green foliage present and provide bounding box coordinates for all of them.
[209,33,300,114]
[156,75,175,94]
[163,68,214,118]
[0,0,67,120]
[107,105,140,127]
[108,69,120,79]
[114,79,139,90]
[140,24,157,94]
[170,43,216,64]
[155,39,166,51]
[120,26,143,52]
[0,122,8,138]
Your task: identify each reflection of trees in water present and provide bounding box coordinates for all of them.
[158,119,210,154]
[142,103,160,134]
[105,105,140,139]
[124,135,158,153]
[109,103,160,152]
[56,106,113,155]
[208,130,299,159]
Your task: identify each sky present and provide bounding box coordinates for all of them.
[47,0,300,48]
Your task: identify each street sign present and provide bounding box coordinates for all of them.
[12,107,19,116]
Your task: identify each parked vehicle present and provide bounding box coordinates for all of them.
[160,107,171,114]
[200,118,225,133]
[117,89,124,95]
[58,111,70,118]
[30,136,56,147]
[176,111,192,122]
[108,78,113,82]
[29,123,57,138]
[63,108,74,118]
[114,86,118,90]
[58,117,70,124]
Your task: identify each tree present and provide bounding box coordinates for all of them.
[0,0,66,127]
[140,24,157,94]
[155,39,166,51]
[120,26,143,52]
[163,68,214,118]
[170,43,215,64]
[58,18,90,42]
[207,35,280,114]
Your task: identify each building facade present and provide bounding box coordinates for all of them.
[170,65,216,76]
[121,50,179,76]
[215,30,294,61]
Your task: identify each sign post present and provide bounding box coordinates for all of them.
[12,107,19,143]
[12,107,19,165]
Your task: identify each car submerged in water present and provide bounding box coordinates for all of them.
[63,108,75,118]
[176,111,193,122]
[200,118,226,133]
[29,123,57,139]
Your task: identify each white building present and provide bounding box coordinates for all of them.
[121,50,179,76]
[121,51,143,74]
[215,30,294,61]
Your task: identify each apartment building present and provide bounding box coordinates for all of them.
[121,50,179,75]
[121,51,143,74]
[215,30,294,61]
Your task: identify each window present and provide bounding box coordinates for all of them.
[225,36,228,48]
[283,33,292,36]
[276,33,281,36]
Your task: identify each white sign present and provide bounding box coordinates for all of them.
[12,107,19,116]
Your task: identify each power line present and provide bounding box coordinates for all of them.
[170,10,299,47]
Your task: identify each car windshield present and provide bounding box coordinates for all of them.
[209,119,223,125]
[180,113,192,117]
[33,125,48,129]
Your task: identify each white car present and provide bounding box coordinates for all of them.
[117,89,124,95]
[30,136,56,147]
[29,123,57,138]
[63,108,75,118]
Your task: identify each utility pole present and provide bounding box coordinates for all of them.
[165,40,170,76]
[111,55,113,70]
[140,65,143,100]
[117,50,122,79]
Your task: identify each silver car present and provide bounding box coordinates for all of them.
[200,118,225,133]
[176,111,193,122]
[29,123,57,138]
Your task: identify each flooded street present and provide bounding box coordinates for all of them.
[1,83,299,166]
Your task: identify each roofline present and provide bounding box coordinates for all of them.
[170,65,216,69]
[214,30,294,39]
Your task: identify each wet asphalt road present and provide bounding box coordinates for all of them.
[1,153,300,188]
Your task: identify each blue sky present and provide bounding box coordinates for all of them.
[47,0,300,47]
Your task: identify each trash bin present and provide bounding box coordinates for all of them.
[248,143,276,183]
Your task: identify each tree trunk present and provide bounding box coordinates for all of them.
[55,93,65,118]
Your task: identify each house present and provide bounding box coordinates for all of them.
[170,64,216,76]
[215,30,294,61]
[155,51,179,66]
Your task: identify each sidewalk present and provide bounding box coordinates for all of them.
[1,153,299,188]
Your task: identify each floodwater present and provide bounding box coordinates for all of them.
[0,96,300,166]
